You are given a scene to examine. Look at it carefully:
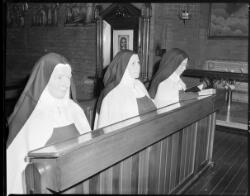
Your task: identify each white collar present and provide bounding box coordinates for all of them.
[164,72,186,90]
[118,68,147,98]
[37,87,69,109]
[169,72,180,82]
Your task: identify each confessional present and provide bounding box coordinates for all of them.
[95,3,151,84]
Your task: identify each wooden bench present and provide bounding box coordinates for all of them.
[24,90,225,194]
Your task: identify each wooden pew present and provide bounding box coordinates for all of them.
[24,91,225,194]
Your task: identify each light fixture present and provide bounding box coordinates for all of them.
[178,4,191,24]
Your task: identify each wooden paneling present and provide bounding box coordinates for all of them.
[120,157,132,194]
[185,126,192,178]
[157,139,168,193]
[99,167,112,194]
[179,128,187,183]
[138,147,150,194]
[148,142,161,194]
[112,162,120,194]
[82,180,89,194]
[164,136,173,193]
[169,132,179,191]
[89,173,100,194]
[131,154,139,194]
[26,114,215,194]
[25,93,223,194]
[184,128,248,196]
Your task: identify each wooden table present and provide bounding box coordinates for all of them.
[183,69,248,130]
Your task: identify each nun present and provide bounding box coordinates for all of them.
[94,50,156,129]
[149,48,212,109]
[7,53,91,194]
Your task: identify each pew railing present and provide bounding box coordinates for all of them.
[25,90,225,194]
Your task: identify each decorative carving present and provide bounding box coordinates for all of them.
[204,60,248,73]
[94,5,102,20]
[114,5,130,18]
[142,3,152,18]
[7,3,28,28]
[85,3,95,23]
[31,4,59,26]
[96,3,151,82]
[64,3,95,26]
[100,3,140,21]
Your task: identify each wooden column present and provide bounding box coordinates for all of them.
[140,4,151,81]
[96,17,103,78]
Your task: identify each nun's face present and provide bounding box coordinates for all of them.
[47,64,72,99]
[127,54,140,79]
[175,58,188,76]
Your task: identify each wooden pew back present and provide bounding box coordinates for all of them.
[25,92,225,194]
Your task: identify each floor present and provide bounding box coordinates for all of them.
[183,127,248,195]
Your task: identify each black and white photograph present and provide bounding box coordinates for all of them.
[113,29,134,57]
[3,2,248,195]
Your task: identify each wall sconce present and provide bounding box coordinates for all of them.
[178,4,191,24]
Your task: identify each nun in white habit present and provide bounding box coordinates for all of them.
[149,48,214,109]
[6,53,91,194]
[94,50,156,129]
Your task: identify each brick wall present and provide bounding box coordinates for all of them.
[6,3,97,101]
[149,3,248,78]
[6,3,248,95]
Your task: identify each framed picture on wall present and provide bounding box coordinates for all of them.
[208,3,248,38]
[113,30,133,57]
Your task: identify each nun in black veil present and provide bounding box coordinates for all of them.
[94,50,156,129]
[7,53,91,194]
[149,48,215,109]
